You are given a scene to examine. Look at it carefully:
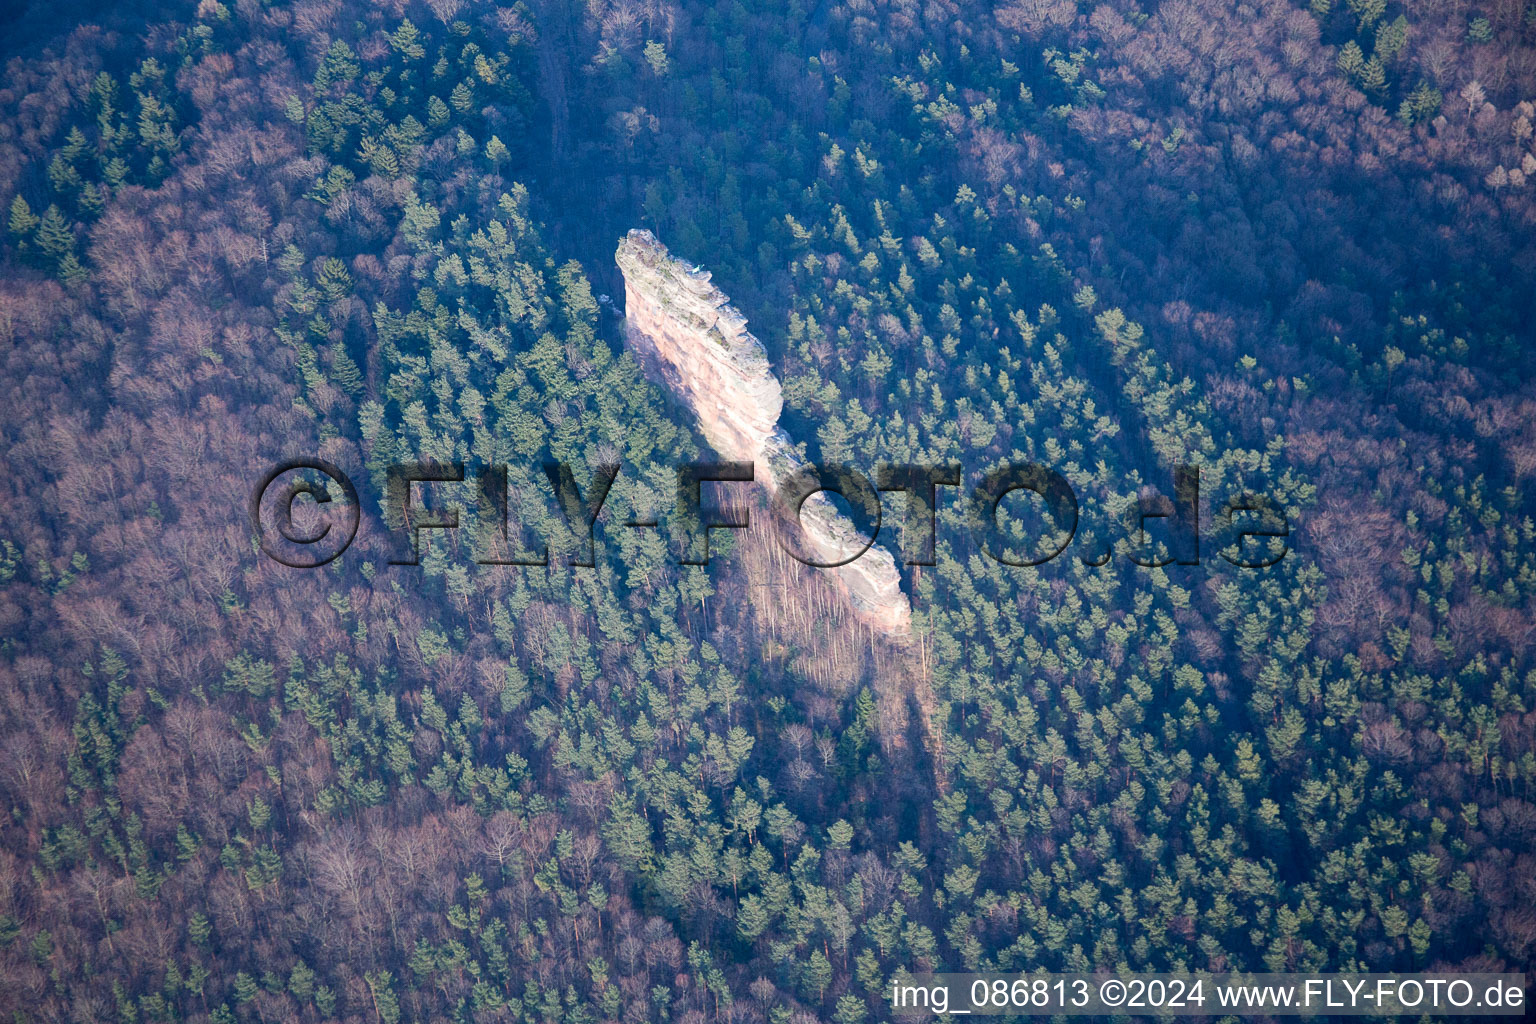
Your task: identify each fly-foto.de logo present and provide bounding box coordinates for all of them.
[250,459,1292,571]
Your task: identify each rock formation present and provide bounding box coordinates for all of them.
[616,229,912,637]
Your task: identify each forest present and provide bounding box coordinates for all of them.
[0,0,1534,1022]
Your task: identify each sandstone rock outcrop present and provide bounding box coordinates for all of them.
[616,229,912,638]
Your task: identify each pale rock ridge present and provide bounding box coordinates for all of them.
[616,229,912,637]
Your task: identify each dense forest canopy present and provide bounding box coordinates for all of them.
[1,0,1534,1022]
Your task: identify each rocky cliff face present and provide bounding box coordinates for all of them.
[616,229,912,637]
